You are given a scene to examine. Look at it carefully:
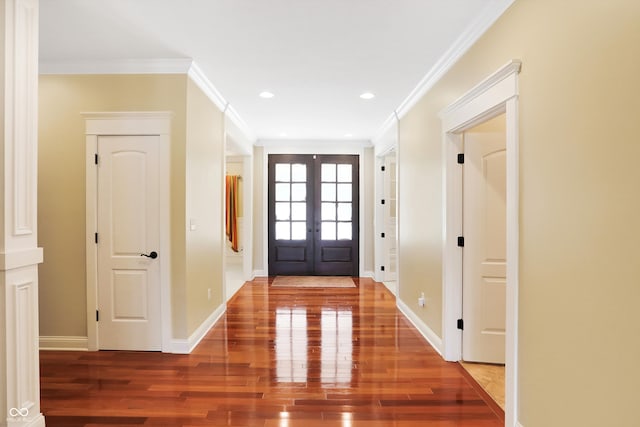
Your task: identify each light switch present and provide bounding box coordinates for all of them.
[189,219,197,231]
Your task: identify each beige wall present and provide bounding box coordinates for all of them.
[184,78,225,336]
[397,0,640,425]
[39,74,226,342]
[38,74,188,338]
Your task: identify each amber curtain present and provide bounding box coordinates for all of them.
[225,175,240,252]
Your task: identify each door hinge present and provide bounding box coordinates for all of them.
[95,232,99,244]
[381,165,385,171]
[380,265,385,272]
[457,153,464,164]
[96,310,100,322]
[457,318,464,330]
[95,153,99,165]
[457,236,464,247]
[381,232,385,238]
[381,199,386,205]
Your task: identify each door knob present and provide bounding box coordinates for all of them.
[140,251,158,259]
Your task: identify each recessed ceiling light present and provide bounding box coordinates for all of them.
[344,133,353,138]
[359,92,375,100]
[279,132,288,137]
[259,91,275,99]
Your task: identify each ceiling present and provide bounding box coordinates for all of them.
[39,0,511,144]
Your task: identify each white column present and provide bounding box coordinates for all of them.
[0,0,45,426]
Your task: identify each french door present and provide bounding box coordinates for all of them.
[268,154,359,276]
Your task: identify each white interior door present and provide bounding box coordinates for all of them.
[97,135,161,351]
[383,153,397,282]
[462,131,506,363]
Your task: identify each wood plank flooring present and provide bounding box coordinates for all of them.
[40,277,503,426]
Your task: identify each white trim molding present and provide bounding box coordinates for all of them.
[171,303,226,354]
[39,336,89,351]
[397,298,443,356]
[374,0,516,141]
[260,143,368,277]
[187,62,256,145]
[0,0,46,425]
[84,112,173,353]
[439,59,521,427]
[39,58,193,75]
[40,57,257,146]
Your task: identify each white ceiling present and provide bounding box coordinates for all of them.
[39,0,511,143]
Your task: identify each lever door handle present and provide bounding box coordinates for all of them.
[140,251,158,259]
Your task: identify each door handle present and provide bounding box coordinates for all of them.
[140,251,158,259]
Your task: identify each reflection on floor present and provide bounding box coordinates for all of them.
[460,361,505,410]
[225,254,244,301]
[40,278,503,426]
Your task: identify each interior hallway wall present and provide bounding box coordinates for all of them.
[397,1,640,425]
[39,73,227,342]
[38,74,188,339]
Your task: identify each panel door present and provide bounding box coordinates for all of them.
[462,132,507,363]
[268,154,359,276]
[97,135,162,351]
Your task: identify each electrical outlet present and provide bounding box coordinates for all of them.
[418,292,425,307]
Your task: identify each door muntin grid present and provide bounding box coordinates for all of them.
[320,163,352,240]
[275,163,307,240]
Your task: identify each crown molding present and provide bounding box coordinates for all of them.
[39,57,257,144]
[393,0,516,121]
[256,138,372,148]
[184,62,257,144]
[372,111,398,147]
[39,58,193,74]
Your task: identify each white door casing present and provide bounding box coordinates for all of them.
[440,60,521,427]
[85,112,172,352]
[383,153,398,282]
[462,131,506,363]
[96,135,161,350]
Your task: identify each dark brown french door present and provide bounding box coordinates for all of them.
[268,154,359,276]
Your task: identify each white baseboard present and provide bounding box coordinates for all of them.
[39,336,88,351]
[396,298,443,356]
[516,422,524,427]
[252,269,267,277]
[12,413,46,427]
[363,270,375,279]
[171,303,226,354]
[382,281,397,296]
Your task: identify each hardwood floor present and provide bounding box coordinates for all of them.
[40,278,503,426]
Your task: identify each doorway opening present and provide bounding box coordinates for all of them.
[224,154,247,300]
[267,154,359,276]
[440,60,521,426]
[459,114,507,410]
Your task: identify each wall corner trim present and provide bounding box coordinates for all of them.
[396,298,443,356]
[171,303,226,354]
